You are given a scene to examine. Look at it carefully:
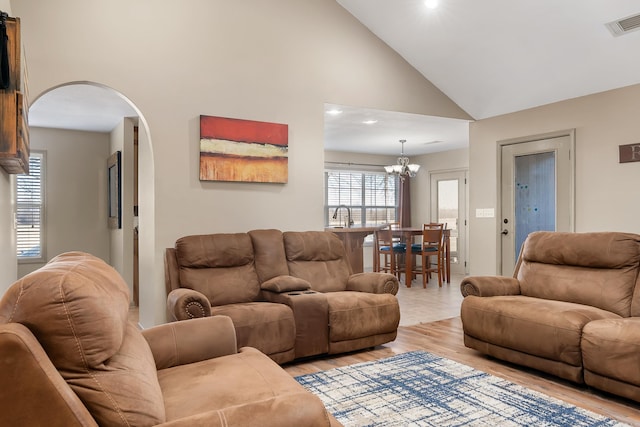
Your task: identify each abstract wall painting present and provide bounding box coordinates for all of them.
[199,115,289,183]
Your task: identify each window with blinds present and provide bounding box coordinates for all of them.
[325,170,397,227]
[16,151,45,261]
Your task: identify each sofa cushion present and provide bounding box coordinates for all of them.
[158,347,330,425]
[248,229,290,282]
[0,252,166,426]
[212,303,295,357]
[522,231,640,268]
[324,292,399,342]
[518,232,640,317]
[461,295,620,367]
[283,231,351,292]
[175,233,261,305]
[582,317,640,388]
[261,275,311,293]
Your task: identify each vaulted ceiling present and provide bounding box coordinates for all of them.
[338,0,640,121]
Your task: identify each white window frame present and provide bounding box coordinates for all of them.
[16,150,46,263]
[325,169,398,227]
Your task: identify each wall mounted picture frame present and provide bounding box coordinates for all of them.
[108,150,121,229]
[199,115,288,183]
[619,143,640,163]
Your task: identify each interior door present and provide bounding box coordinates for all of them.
[500,134,574,275]
[430,170,468,274]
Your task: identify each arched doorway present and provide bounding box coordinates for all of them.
[28,81,154,309]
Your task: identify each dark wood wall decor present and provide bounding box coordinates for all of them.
[108,151,122,229]
[0,14,29,174]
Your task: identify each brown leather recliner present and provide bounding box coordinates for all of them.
[279,230,401,355]
[249,229,401,358]
[0,252,339,427]
[460,231,640,403]
[165,232,297,364]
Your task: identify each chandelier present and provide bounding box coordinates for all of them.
[384,139,420,180]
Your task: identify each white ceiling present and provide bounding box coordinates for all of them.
[323,103,469,156]
[29,1,640,156]
[29,84,137,133]
[338,0,640,121]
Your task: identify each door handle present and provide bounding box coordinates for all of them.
[501,229,509,235]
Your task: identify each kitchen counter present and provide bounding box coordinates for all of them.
[325,224,386,273]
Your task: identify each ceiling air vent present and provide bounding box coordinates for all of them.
[606,13,640,36]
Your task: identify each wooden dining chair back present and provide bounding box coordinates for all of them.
[412,223,445,288]
[374,225,405,279]
[372,222,401,271]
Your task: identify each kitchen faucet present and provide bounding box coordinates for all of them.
[332,205,354,227]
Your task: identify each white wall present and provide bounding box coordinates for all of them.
[469,84,640,276]
[109,118,135,301]
[109,122,124,276]
[0,172,16,293]
[412,148,469,226]
[16,128,111,277]
[0,1,16,294]
[10,0,471,326]
[324,150,398,170]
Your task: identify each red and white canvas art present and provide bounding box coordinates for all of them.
[199,115,288,183]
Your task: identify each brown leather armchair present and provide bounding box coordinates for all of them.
[0,252,338,427]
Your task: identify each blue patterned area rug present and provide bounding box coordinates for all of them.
[295,351,629,427]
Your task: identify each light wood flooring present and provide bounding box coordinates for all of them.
[283,276,640,426]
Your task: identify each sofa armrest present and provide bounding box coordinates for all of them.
[261,275,311,293]
[142,316,237,370]
[460,276,521,297]
[167,288,212,321]
[346,272,399,295]
[165,247,181,295]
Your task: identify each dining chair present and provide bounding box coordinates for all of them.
[411,223,445,288]
[372,222,401,273]
[374,225,406,280]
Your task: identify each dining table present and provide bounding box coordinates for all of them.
[391,227,451,287]
[326,224,451,286]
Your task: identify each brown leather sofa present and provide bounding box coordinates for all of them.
[0,252,340,427]
[165,229,401,364]
[460,231,640,402]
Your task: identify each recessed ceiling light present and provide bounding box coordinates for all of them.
[425,0,438,9]
[326,109,342,115]
[362,119,378,125]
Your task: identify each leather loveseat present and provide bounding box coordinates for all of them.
[0,252,340,427]
[460,231,640,402]
[165,229,401,364]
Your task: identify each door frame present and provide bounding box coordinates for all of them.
[429,168,469,275]
[496,129,576,274]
